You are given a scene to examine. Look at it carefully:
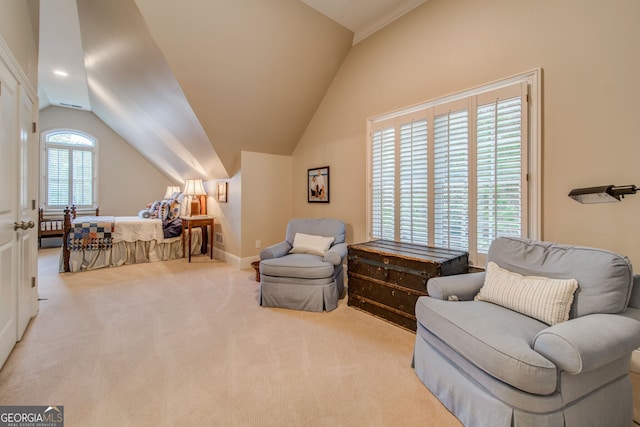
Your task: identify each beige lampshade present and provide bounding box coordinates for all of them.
[183,179,207,196]
[183,179,207,215]
[164,185,181,198]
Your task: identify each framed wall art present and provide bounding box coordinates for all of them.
[308,166,329,203]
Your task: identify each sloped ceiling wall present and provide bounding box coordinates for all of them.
[77,0,227,182]
[134,0,353,175]
[76,0,353,181]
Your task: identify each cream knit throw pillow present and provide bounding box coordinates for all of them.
[289,233,335,256]
[475,262,578,325]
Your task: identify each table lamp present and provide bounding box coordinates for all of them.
[184,179,207,215]
[164,185,181,199]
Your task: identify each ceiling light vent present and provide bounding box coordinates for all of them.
[59,102,84,109]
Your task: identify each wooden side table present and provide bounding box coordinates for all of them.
[182,216,214,262]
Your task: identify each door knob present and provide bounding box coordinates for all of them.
[13,221,35,231]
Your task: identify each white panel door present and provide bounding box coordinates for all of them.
[0,56,19,367]
[17,85,38,340]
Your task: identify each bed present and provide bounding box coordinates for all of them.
[39,206,98,248]
[59,205,204,272]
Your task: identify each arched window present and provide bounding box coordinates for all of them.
[42,129,98,211]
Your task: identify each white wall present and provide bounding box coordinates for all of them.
[207,151,292,267]
[0,0,38,89]
[241,151,292,260]
[207,172,242,265]
[292,0,640,266]
[39,106,173,215]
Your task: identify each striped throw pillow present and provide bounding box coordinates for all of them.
[475,262,578,325]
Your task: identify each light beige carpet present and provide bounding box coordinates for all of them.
[0,249,461,427]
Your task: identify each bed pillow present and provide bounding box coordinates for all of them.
[475,262,578,325]
[289,233,334,256]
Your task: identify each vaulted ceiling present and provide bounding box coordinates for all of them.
[38,0,426,181]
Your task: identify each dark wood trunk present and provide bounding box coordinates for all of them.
[347,240,468,332]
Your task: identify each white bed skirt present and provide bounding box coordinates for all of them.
[59,228,203,272]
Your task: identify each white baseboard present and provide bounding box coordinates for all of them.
[213,247,259,270]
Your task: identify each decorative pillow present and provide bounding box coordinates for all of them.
[149,200,160,217]
[157,199,172,220]
[475,262,578,325]
[167,199,181,220]
[289,233,335,256]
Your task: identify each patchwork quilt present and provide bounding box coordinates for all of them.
[68,216,116,250]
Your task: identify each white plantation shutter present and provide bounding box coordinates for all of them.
[433,109,469,251]
[72,150,93,206]
[43,130,98,210]
[371,126,396,240]
[47,148,70,206]
[399,118,428,244]
[476,89,524,254]
[367,73,536,265]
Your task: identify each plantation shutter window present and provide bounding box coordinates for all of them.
[367,72,537,266]
[433,102,469,252]
[72,150,93,206]
[399,113,428,245]
[47,148,70,206]
[370,125,396,241]
[476,84,527,257]
[43,130,98,211]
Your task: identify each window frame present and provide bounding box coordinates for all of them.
[366,69,541,267]
[40,128,99,213]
